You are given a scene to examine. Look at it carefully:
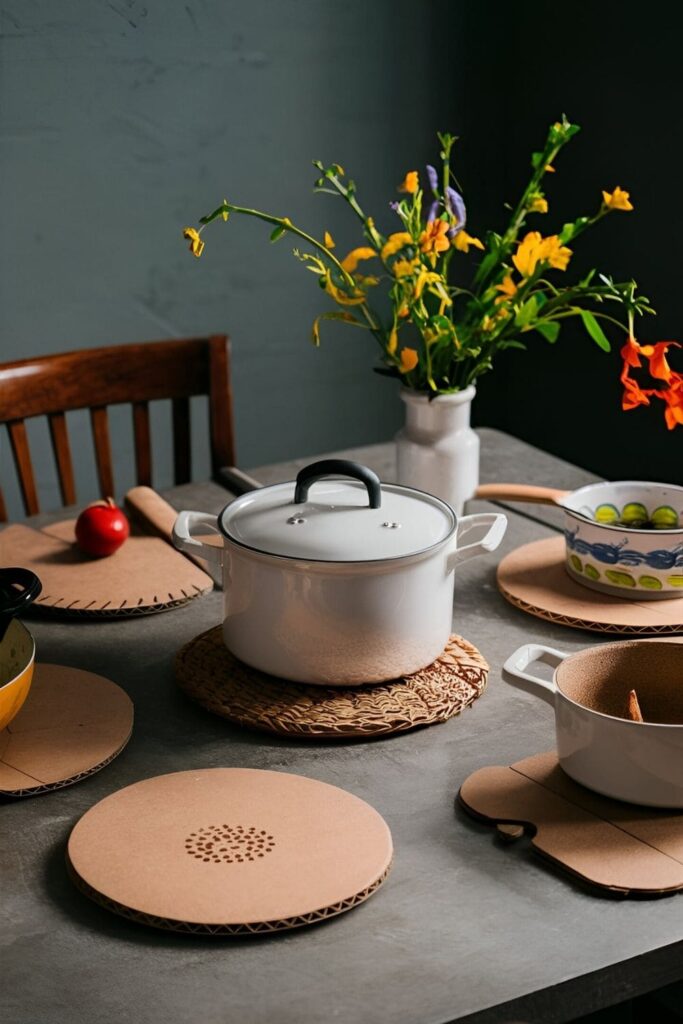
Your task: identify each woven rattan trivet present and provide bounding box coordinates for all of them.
[0,664,133,797]
[67,768,392,935]
[498,536,683,635]
[175,627,488,739]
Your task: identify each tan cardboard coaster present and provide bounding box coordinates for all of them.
[175,627,488,740]
[498,536,683,635]
[0,664,133,797]
[67,768,393,935]
[1,519,213,617]
[459,751,683,896]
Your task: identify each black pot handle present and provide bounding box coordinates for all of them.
[0,568,42,618]
[293,460,382,509]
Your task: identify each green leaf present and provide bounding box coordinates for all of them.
[535,321,560,343]
[579,309,611,351]
[270,225,287,242]
[515,296,538,328]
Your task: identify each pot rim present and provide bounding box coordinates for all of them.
[562,480,683,536]
[217,478,458,566]
[554,639,683,730]
[0,618,35,691]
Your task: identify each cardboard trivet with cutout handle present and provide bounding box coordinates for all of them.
[1,510,213,618]
[0,664,133,797]
[497,536,683,635]
[175,626,488,739]
[67,768,393,935]
[459,751,683,895]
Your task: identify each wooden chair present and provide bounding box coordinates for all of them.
[0,335,236,520]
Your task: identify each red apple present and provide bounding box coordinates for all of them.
[75,498,130,557]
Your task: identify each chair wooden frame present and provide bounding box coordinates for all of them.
[0,335,235,520]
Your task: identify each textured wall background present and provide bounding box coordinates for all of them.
[0,0,458,515]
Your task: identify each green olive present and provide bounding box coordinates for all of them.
[620,502,649,525]
[651,505,679,529]
[594,503,619,524]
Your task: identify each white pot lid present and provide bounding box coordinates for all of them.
[219,460,456,562]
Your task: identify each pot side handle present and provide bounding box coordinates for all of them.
[475,483,569,505]
[172,511,223,565]
[447,512,507,571]
[502,644,567,706]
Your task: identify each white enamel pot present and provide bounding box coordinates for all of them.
[503,640,683,807]
[173,459,507,686]
[476,480,683,599]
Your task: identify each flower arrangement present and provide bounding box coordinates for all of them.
[183,114,652,396]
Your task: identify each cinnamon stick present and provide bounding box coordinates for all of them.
[627,689,644,723]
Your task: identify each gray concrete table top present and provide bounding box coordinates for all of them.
[2,429,681,1024]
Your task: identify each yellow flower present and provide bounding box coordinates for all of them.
[512,232,572,276]
[399,347,419,372]
[183,227,204,258]
[452,230,484,253]
[529,195,548,214]
[324,275,367,306]
[419,219,450,256]
[494,273,517,304]
[545,164,556,173]
[341,246,377,273]
[324,231,335,249]
[602,186,633,212]
[542,235,572,270]
[221,199,230,222]
[393,257,420,278]
[398,304,410,319]
[381,232,413,260]
[413,267,452,306]
[398,171,419,194]
[387,328,398,355]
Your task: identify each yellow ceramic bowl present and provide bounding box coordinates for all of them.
[0,618,36,731]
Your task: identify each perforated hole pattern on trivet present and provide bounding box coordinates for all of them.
[185,825,276,864]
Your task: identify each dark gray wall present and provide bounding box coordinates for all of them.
[1,0,458,515]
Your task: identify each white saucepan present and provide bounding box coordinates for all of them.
[173,459,507,685]
[477,480,683,600]
[503,640,683,807]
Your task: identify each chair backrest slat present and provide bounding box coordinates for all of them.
[48,412,77,505]
[0,486,7,522]
[132,400,152,486]
[172,396,191,485]
[8,420,40,515]
[89,406,115,497]
[208,333,236,473]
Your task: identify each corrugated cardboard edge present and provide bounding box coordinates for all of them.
[66,858,392,936]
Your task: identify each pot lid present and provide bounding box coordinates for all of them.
[219,459,456,562]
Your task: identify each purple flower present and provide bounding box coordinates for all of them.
[389,200,400,212]
[445,186,466,230]
[426,164,439,194]
[426,200,440,223]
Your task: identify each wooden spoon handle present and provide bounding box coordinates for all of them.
[475,483,569,506]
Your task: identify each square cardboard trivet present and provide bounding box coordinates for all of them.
[497,536,683,635]
[2,520,212,617]
[67,768,393,935]
[0,664,133,797]
[459,751,683,896]
[175,627,489,740]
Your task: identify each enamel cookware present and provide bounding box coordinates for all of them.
[476,480,683,599]
[173,459,507,685]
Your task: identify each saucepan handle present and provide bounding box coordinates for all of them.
[502,644,567,707]
[475,483,569,505]
[172,511,223,565]
[447,512,507,570]
[294,460,382,509]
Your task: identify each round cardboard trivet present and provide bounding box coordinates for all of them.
[0,665,133,797]
[67,768,393,935]
[175,628,488,739]
[498,536,683,635]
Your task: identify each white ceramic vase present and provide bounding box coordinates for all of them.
[395,386,479,516]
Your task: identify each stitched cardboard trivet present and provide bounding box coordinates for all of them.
[175,627,488,739]
[498,536,683,635]
[0,664,133,797]
[67,767,392,935]
[1,519,212,618]
[459,751,683,895]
